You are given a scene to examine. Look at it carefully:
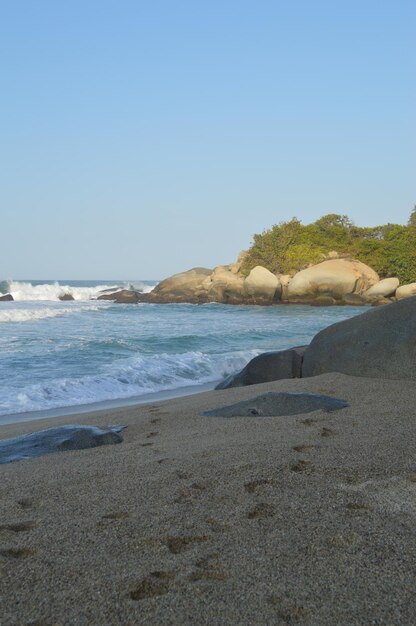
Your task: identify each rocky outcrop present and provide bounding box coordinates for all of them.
[216,346,307,389]
[302,296,416,379]
[129,252,405,307]
[243,266,281,303]
[206,266,245,304]
[98,289,142,303]
[362,277,399,301]
[395,283,416,300]
[0,293,13,301]
[287,259,379,302]
[145,268,212,303]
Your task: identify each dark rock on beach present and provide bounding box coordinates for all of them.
[303,295,416,379]
[0,424,125,464]
[203,391,348,417]
[216,346,307,389]
[0,293,14,301]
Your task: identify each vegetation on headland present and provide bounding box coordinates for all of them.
[241,208,416,284]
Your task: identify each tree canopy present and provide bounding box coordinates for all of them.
[241,209,416,284]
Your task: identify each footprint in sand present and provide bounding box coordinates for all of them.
[146,431,160,438]
[292,444,316,453]
[189,553,230,582]
[321,427,335,437]
[130,570,175,601]
[165,535,209,554]
[0,547,35,559]
[101,512,130,520]
[206,517,230,533]
[244,478,277,493]
[247,502,275,519]
[346,502,374,513]
[174,470,191,479]
[290,459,314,473]
[0,521,37,532]
[268,596,310,622]
[141,442,154,447]
[174,481,209,503]
[16,498,34,509]
[301,417,317,426]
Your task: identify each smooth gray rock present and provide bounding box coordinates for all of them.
[216,346,307,389]
[203,392,348,417]
[303,296,416,379]
[0,293,13,301]
[0,424,125,464]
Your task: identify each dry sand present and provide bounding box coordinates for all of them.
[1,373,415,625]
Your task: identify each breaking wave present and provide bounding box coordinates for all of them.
[0,279,156,302]
[0,304,102,324]
[0,349,259,416]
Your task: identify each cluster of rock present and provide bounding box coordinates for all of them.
[2,255,415,306]
[132,255,416,306]
[217,295,416,388]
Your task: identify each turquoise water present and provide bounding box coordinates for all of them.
[0,279,367,418]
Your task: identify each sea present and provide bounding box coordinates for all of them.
[0,279,367,424]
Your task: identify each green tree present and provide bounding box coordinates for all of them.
[408,205,416,227]
[241,211,416,283]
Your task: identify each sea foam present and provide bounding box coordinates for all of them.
[0,349,259,415]
[0,304,102,324]
[0,280,155,302]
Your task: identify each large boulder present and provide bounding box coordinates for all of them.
[147,268,212,303]
[363,277,399,301]
[98,289,141,303]
[0,293,13,301]
[395,283,416,300]
[243,266,281,304]
[302,296,416,379]
[206,266,245,304]
[287,259,379,302]
[216,346,307,389]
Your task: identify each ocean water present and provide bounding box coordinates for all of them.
[0,279,367,421]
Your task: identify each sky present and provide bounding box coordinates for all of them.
[0,0,415,280]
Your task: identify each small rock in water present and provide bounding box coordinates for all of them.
[202,392,348,418]
[0,424,125,464]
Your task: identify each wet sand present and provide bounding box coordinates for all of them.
[1,373,415,625]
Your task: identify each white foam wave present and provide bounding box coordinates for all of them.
[0,304,101,324]
[0,349,259,415]
[2,280,155,302]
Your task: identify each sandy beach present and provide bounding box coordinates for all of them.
[1,373,415,625]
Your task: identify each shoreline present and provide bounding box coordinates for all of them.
[1,372,415,624]
[0,381,218,427]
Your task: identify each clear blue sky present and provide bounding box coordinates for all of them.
[1,0,415,280]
